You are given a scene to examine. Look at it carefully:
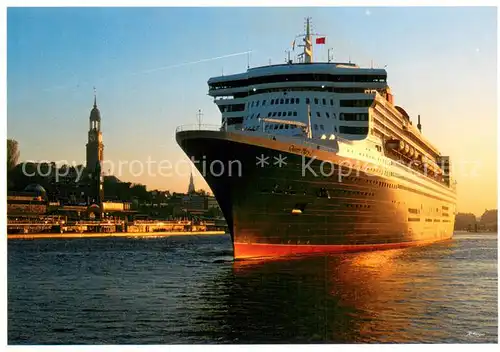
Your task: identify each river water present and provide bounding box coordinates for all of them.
[8,232,497,344]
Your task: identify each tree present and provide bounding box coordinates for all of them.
[7,139,20,172]
[454,212,477,231]
[479,209,497,231]
[196,189,208,196]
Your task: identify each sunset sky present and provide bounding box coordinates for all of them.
[7,7,497,216]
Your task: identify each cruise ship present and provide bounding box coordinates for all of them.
[176,19,457,259]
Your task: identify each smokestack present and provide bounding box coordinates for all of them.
[417,114,422,132]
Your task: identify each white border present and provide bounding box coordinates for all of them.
[3,0,500,6]
[1,2,499,351]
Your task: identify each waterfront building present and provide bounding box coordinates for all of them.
[7,184,48,215]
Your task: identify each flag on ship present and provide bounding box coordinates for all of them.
[316,37,326,44]
[292,39,296,50]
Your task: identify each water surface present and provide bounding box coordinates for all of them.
[8,232,497,343]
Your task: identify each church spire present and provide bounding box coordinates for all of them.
[93,86,97,108]
[188,172,196,194]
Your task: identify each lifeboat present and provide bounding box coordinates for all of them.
[414,151,420,162]
[428,163,436,173]
[386,139,400,150]
[408,147,415,159]
[398,140,405,152]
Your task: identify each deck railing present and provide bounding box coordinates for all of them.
[176,124,222,133]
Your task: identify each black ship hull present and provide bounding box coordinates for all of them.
[176,130,455,259]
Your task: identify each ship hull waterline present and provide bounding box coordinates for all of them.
[176,130,455,259]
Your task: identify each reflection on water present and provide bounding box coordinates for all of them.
[8,233,497,344]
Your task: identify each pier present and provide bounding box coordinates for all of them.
[7,231,226,240]
[7,215,228,239]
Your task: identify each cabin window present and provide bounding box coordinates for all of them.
[334,126,337,132]
[278,112,282,117]
[316,112,321,117]
[330,99,334,106]
[256,101,259,107]
[274,124,278,130]
[262,100,266,106]
[306,98,310,104]
[322,98,326,105]
[279,124,284,130]
[267,112,272,117]
[251,101,254,107]
[256,113,260,119]
[320,125,325,130]
[297,98,300,104]
[285,98,289,104]
[341,113,368,121]
[340,100,373,107]
[285,125,289,129]
[314,98,319,104]
[326,112,330,118]
[288,111,292,116]
[273,112,277,117]
[271,99,274,105]
[339,126,368,135]
[293,111,297,116]
[314,124,318,130]
[280,99,284,104]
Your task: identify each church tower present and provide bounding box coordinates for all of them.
[86,90,104,206]
[188,172,196,194]
[86,91,104,172]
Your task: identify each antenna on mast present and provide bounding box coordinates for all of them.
[307,104,312,139]
[294,17,326,64]
[304,17,313,63]
[197,109,203,130]
[247,51,250,69]
[327,48,333,63]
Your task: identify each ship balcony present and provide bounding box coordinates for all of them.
[175,124,222,133]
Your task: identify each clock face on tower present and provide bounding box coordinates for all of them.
[89,134,96,142]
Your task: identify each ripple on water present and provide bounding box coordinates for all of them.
[8,233,498,344]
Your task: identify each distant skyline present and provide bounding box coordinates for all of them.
[7,7,497,215]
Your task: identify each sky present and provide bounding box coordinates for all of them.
[6,6,497,216]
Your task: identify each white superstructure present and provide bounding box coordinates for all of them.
[207,18,454,191]
[177,18,457,258]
